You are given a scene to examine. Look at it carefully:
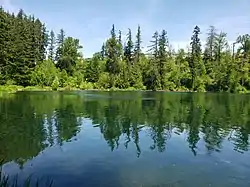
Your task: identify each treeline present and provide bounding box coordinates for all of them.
[0,7,250,92]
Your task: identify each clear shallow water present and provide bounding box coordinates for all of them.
[0,91,250,187]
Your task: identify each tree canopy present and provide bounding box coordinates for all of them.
[0,7,250,93]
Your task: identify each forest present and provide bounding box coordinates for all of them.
[0,7,250,92]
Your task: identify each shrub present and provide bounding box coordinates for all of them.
[79,82,93,90]
[51,76,60,91]
[97,72,110,89]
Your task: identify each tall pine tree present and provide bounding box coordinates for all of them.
[189,25,206,91]
[48,30,56,61]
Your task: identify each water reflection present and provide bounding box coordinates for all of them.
[0,91,250,168]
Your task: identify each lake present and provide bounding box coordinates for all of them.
[0,91,250,187]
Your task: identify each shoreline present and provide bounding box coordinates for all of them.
[1,85,249,94]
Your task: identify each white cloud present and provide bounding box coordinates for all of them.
[0,0,17,13]
[169,15,250,52]
[199,16,250,41]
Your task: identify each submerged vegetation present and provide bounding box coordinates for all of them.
[0,7,250,93]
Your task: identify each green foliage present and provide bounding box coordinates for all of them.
[189,26,206,91]
[59,69,68,87]
[48,30,56,61]
[56,36,82,75]
[97,72,110,89]
[31,60,58,87]
[0,6,249,93]
[51,76,59,90]
[79,81,94,90]
[0,85,23,93]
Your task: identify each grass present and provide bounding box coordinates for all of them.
[0,85,24,93]
[22,86,52,91]
[0,85,52,93]
[0,170,53,187]
[0,160,53,187]
[0,85,146,94]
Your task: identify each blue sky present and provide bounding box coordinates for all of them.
[1,0,250,57]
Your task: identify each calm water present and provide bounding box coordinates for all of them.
[0,91,250,187]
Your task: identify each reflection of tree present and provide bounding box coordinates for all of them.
[54,104,80,145]
[83,92,250,157]
[186,96,201,156]
[131,123,141,157]
[0,93,83,168]
[1,91,250,167]
[232,127,249,153]
[99,104,122,151]
[0,94,47,168]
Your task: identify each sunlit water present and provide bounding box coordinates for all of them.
[0,91,250,187]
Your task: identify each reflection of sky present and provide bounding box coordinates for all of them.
[3,118,250,187]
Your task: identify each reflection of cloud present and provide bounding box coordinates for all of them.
[0,0,17,13]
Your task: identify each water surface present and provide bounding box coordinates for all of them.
[0,91,250,187]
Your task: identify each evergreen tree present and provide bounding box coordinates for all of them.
[0,6,250,93]
[124,28,133,64]
[85,52,104,83]
[40,24,48,61]
[213,32,229,91]
[0,7,9,83]
[203,26,218,90]
[101,43,105,60]
[236,34,250,89]
[48,30,56,61]
[189,26,206,91]
[148,31,159,58]
[56,37,83,75]
[134,25,142,63]
[175,49,190,89]
[105,24,121,87]
[214,32,228,63]
[118,30,122,46]
[145,31,161,90]
[55,29,66,61]
[204,26,217,61]
[158,29,168,89]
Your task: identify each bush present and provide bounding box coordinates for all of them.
[30,60,59,87]
[63,76,77,88]
[59,70,68,87]
[237,85,248,93]
[51,76,60,91]
[79,82,94,90]
[97,72,110,89]
[6,80,16,86]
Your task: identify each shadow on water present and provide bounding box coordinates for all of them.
[0,91,250,186]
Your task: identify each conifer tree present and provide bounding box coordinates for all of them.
[134,25,142,63]
[0,7,9,83]
[158,29,168,89]
[101,43,105,60]
[105,24,121,87]
[189,25,206,91]
[148,31,159,58]
[124,28,133,64]
[48,30,56,61]
[55,29,66,61]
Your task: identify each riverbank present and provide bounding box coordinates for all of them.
[0,85,249,94]
[0,85,192,94]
